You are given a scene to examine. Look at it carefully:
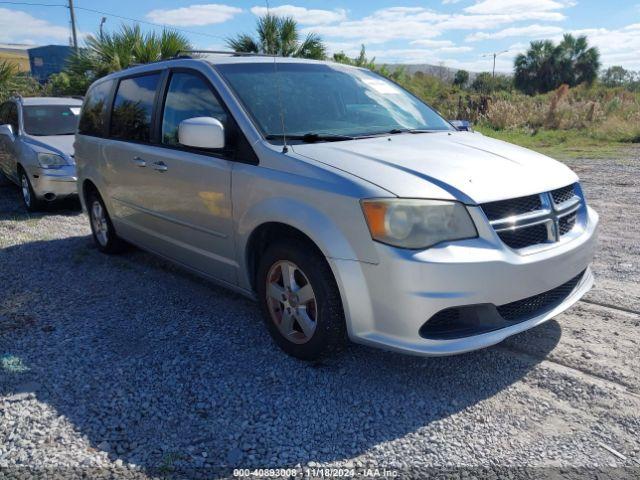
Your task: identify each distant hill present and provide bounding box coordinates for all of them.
[0,44,33,72]
[383,63,482,82]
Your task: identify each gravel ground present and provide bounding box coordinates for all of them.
[1,148,639,479]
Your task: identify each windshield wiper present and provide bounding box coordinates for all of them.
[350,128,440,139]
[265,133,355,143]
[387,128,439,134]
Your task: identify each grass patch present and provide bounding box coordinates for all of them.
[476,126,634,159]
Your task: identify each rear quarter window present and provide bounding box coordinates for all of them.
[79,80,114,137]
[110,73,161,143]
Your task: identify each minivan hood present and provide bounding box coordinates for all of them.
[24,134,75,158]
[291,131,577,204]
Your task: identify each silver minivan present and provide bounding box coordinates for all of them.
[75,55,598,360]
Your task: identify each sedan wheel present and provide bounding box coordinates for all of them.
[19,170,41,212]
[266,260,318,344]
[21,173,31,208]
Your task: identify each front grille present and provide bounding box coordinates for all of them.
[481,183,583,251]
[559,213,577,235]
[497,223,549,249]
[481,194,542,221]
[551,184,577,205]
[497,270,585,321]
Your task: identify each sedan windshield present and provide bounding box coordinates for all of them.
[215,62,453,141]
[23,105,80,136]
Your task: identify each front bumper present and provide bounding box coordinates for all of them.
[331,205,599,356]
[28,165,78,200]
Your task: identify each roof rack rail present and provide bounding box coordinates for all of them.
[175,49,275,58]
[119,50,277,72]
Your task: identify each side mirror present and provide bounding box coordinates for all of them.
[450,120,472,132]
[179,117,225,150]
[0,124,14,137]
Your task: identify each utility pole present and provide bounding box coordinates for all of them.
[482,50,509,77]
[68,0,78,51]
[99,17,107,40]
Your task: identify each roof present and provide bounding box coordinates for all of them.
[94,55,356,84]
[18,97,83,106]
[27,44,74,53]
[202,55,326,66]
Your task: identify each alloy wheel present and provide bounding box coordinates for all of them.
[21,173,31,207]
[91,200,109,247]
[266,260,318,344]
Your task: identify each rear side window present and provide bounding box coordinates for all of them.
[79,80,113,136]
[110,73,160,143]
[161,72,227,146]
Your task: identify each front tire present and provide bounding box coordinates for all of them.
[257,239,346,360]
[87,189,126,254]
[19,168,42,212]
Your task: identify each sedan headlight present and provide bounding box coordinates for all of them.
[37,153,67,169]
[361,198,477,249]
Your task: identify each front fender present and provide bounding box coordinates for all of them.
[236,196,371,287]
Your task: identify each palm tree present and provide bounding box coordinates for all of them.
[0,60,18,88]
[65,24,192,86]
[556,34,600,86]
[227,14,326,59]
[514,34,600,95]
[514,40,559,94]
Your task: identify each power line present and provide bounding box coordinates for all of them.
[0,1,228,42]
[0,1,65,6]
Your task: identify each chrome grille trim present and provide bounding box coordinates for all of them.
[481,183,585,251]
[553,194,581,210]
[491,208,552,231]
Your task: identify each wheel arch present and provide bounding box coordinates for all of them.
[80,178,101,212]
[245,222,326,293]
[237,197,365,292]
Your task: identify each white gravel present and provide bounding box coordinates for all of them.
[1,150,639,479]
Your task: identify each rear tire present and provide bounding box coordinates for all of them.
[86,189,126,254]
[19,168,43,212]
[257,238,347,360]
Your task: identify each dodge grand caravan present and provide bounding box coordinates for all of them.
[75,55,598,360]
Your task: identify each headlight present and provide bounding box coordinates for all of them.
[361,198,477,249]
[37,153,67,169]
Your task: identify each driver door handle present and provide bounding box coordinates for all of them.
[152,161,168,172]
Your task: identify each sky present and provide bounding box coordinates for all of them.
[0,0,639,72]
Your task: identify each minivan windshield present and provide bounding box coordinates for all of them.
[216,62,453,141]
[23,105,80,136]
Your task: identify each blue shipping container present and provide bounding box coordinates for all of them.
[28,45,74,83]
